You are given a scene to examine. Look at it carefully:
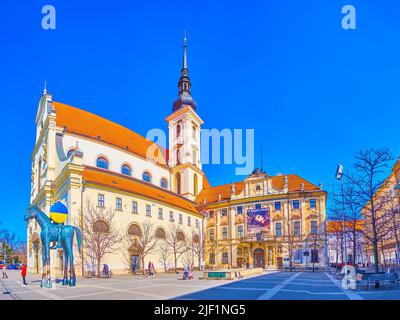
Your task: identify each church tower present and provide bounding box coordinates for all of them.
[166,34,204,201]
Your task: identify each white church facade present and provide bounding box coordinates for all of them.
[27,38,208,275]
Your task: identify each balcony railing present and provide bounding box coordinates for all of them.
[240,234,275,242]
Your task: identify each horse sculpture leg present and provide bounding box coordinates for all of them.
[65,238,76,286]
[62,242,69,285]
[44,244,52,289]
[41,243,46,288]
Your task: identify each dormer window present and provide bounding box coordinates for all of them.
[121,164,132,176]
[96,156,109,170]
[143,171,152,183]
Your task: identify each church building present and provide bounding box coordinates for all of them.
[27,37,327,275]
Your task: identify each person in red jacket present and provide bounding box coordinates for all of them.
[21,264,27,285]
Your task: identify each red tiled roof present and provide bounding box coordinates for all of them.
[83,166,199,214]
[53,101,168,167]
[196,174,322,205]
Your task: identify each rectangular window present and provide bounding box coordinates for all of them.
[116,197,122,211]
[255,203,262,209]
[221,209,227,217]
[146,204,151,217]
[209,211,215,219]
[237,206,243,214]
[179,213,183,224]
[209,229,215,241]
[237,225,244,239]
[293,220,300,237]
[169,211,174,222]
[222,252,229,264]
[188,216,191,226]
[98,194,105,207]
[274,202,281,211]
[275,222,282,237]
[131,201,138,214]
[209,253,215,265]
[195,219,199,228]
[158,208,163,219]
[309,199,317,208]
[222,227,228,239]
[311,220,317,235]
[293,200,300,209]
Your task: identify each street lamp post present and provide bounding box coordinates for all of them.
[336,164,347,269]
[392,185,400,266]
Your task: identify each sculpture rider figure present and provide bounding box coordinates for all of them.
[51,222,64,249]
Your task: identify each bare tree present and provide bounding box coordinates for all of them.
[205,239,224,269]
[165,223,188,273]
[330,184,363,264]
[79,199,122,277]
[158,241,172,272]
[345,148,394,273]
[190,229,204,270]
[124,220,157,275]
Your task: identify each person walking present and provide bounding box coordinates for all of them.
[147,261,153,278]
[2,264,8,278]
[21,264,27,285]
[150,262,156,277]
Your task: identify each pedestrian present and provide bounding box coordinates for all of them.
[2,264,8,278]
[147,261,153,278]
[151,262,155,277]
[21,264,27,285]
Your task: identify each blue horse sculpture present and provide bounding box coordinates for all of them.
[24,206,82,288]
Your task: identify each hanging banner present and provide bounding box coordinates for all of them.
[246,208,270,234]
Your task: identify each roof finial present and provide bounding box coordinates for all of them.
[43,80,47,95]
[182,30,187,70]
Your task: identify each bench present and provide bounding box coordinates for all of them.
[367,273,398,289]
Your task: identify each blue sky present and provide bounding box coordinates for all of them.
[0,1,399,239]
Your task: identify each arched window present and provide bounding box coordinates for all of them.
[176,149,181,165]
[160,178,168,189]
[92,220,110,234]
[193,173,198,196]
[177,231,185,242]
[96,156,109,170]
[121,164,132,176]
[175,172,181,194]
[155,228,166,239]
[127,224,142,237]
[192,126,196,139]
[142,171,152,183]
[176,124,181,137]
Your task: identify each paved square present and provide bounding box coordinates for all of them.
[1,270,400,300]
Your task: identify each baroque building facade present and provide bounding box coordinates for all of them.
[196,169,328,270]
[27,38,328,275]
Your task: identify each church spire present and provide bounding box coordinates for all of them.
[43,80,47,95]
[173,32,197,112]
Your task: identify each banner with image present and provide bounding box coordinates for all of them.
[246,208,270,234]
